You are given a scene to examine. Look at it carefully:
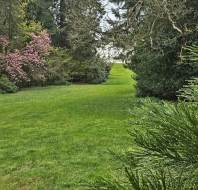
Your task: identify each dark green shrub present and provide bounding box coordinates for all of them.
[47,48,110,85]
[178,78,198,101]
[74,58,110,84]
[46,67,70,86]
[128,46,198,100]
[123,63,128,69]
[91,169,197,190]
[46,48,72,85]
[0,75,18,93]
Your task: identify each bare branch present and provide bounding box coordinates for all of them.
[163,0,183,34]
[149,18,157,49]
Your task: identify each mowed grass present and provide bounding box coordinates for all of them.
[0,64,136,190]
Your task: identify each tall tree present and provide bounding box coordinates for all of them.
[0,0,23,40]
[68,0,105,60]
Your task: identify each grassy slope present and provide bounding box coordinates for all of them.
[0,64,136,190]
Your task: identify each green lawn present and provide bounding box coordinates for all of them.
[0,64,136,190]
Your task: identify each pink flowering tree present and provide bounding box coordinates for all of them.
[0,36,9,54]
[0,30,51,86]
[27,30,51,56]
[21,30,51,85]
[0,36,9,47]
[1,52,28,83]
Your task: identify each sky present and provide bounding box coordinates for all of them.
[103,0,116,19]
[98,0,123,60]
[101,0,117,31]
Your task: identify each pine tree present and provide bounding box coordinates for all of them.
[0,0,23,40]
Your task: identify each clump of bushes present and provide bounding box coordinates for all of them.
[70,58,110,84]
[0,32,75,93]
[128,46,198,100]
[0,75,18,93]
[48,48,111,85]
[45,48,71,86]
[0,34,110,93]
[0,30,52,92]
[178,77,198,101]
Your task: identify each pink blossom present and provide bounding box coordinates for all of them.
[1,52,28,83]
[28,30,51,56]
[0,30,51,85]
[22,46,42,65]
[0,36,9,47]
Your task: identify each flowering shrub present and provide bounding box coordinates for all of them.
[0,30,51,86]
[0,36,9,48]
[0,75,18,93]
[1,52,28,83]
[23,46,42,66]
[28,30,51,56]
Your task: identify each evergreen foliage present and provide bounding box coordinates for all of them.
[0,75,18,93]
[90,79,198,190]
[178,77,198,102]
